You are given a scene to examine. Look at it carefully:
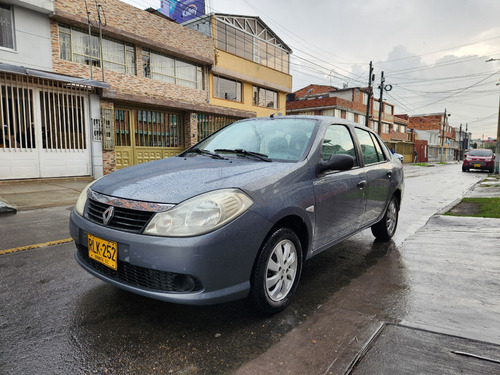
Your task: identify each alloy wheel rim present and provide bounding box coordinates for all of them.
[386,200,397,235]
[265,239,298,302]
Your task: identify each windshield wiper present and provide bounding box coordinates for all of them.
[187,148,228,160]
[215,149,272,162]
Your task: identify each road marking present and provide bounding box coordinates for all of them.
[0,238,74,255]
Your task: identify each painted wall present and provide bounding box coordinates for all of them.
[1,5,52,70]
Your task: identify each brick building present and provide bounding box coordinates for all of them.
[408,113,456,162]
[1,0,271,180]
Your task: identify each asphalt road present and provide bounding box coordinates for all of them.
[1,163,499,374]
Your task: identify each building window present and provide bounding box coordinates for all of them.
[253,86,278,109]
[142,49,203,89]
[384,104,393,115]
[358,114,365,125]
[346,112,354,121]
[215,18,289,74]
[197,113,237,142]
[0,4,14,49]
[362,93,368,105]
[213,75,242,102]
[59,24,136,75]
[136,110,182,147]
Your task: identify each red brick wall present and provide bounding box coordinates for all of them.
[293,84,337,99]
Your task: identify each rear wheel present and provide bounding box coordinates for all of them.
[250,228,302,314]
[462,166,468,172]
[371,196,399,241]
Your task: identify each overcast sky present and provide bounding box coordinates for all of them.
[123,0,500,139]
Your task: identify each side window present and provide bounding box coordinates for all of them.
[370,133,388,162]
[355,128,382,165]
[322,125,359,166]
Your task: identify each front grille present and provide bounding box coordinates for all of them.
[77,245,203,293]
[86,199,155,233]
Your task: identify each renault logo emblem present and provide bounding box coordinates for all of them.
[103,206,115,226]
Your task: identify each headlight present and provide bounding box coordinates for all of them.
[75,179,99,216]
[144,189,254,237]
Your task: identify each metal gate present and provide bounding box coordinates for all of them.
[0,74,91,179]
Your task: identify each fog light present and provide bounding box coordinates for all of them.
[173,274,196,292]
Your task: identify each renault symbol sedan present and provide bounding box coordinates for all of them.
[70,116,404,314]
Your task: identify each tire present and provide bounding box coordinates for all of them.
[462,166,468,172]
[250,228,302,314]
[371,196,399,241]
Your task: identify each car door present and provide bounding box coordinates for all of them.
[313,124,367,250]
[354,128,392,224]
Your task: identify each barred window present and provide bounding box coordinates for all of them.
[136,110,182,147]
[253,86,277,109]
[58,24,136,75]
[142,49,203,89]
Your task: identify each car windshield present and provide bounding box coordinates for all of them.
[193,118,317,161]
[469,149,493,157]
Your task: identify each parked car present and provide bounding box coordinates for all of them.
[70,116,404,314]
[394,153,404,163]
[462,148,495,173]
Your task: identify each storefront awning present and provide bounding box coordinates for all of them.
[0,63,110,89]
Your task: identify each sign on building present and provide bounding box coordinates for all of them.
[160,0,205,23]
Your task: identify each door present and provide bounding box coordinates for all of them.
[313,124,366,249]
[0,76,90,179]
[354,128,392,223]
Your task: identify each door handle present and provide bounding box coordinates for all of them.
[357,180,367,189]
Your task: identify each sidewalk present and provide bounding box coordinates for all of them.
[0,177,93,215]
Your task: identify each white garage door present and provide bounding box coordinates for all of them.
[0,75,91,180]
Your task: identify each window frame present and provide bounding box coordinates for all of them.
[0,4,15,50]
[58,24,136,75]
[253,86,278,109]
[213,75,242,102]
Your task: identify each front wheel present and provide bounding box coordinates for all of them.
[250,228,302,314]
[371,196,399,241]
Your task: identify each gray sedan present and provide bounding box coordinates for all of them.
[70,116,404,314]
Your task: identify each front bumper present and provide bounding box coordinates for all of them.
[70,208,272,305]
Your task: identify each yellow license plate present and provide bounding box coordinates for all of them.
[88,234,118,270]
[474,164,481,168]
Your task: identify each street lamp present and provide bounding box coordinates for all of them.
[486,58,500,174]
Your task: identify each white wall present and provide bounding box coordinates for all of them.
[1,4,52,70]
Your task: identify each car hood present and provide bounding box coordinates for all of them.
[91,156,303,204]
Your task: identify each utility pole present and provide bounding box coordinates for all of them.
[459,123,462,160]
[377,71,385,135]
[365,61,374,128]
[441,109,448,162]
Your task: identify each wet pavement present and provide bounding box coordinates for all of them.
[1,163,500,374]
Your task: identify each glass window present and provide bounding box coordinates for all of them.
[198,118,316,162]
[0,4,14,49]
[143,49,203,89]
[214,75,241,102]
[215,18,290,73]
[253,86,278,109]
[58,25,135,75]
[355,128,386,165]
[322,125,358,166]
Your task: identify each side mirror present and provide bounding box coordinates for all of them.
[318,154,354,173]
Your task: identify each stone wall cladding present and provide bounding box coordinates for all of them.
[53,0,213,64]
